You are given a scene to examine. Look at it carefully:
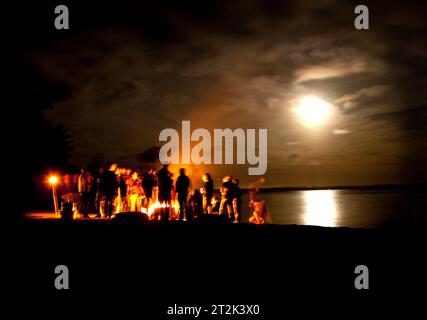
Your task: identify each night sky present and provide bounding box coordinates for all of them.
[9,0,427,187]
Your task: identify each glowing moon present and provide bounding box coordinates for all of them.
[295,96,332,127]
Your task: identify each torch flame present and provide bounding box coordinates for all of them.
[48,176,58,185]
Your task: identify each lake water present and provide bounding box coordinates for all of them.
[240,189,427,228]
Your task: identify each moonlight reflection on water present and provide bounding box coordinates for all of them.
[303,190,338,227]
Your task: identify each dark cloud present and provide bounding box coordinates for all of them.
[136,146,162,164]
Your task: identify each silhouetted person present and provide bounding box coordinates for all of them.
[119,174,127,199]
[157,164,173,221]
[219,176,234,219]
[232,178,242,223]
[87,165,100,214]
[119,173,128,212]
[201,173,214,214]
[94,168,104,217]
[77,169,91,218]
[99,163,118,217]
[142,168,157,212]
[176,168,190,221]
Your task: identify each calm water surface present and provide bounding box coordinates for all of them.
[241,189,427,228]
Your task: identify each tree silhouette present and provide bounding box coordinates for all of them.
[8,59,73,217]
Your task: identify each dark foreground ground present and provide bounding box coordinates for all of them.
[5,215,427,317]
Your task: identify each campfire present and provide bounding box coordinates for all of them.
[141,200,180,220]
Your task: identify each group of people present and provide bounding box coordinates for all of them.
[57,163,268,224]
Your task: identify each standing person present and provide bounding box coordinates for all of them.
[232,178,242,223]
[119,173,128,212]
[201,173,214,214]
[99,163,118,218]
[128,171,143,212]
[157,164,173,221]
[86,164,99,214]
[86,172,95,213]
[94,168,104,218]
[77,169,91,218]
[219,176,234,220]
[141,168,157,213]
[175,168,190,221]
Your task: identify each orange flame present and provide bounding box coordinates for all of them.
[141,200,180,220]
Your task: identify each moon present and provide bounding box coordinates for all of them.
[295,96,332,127]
